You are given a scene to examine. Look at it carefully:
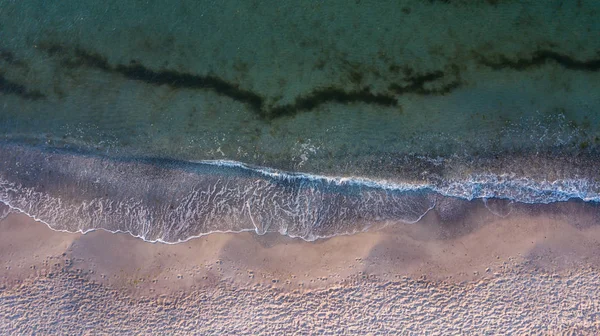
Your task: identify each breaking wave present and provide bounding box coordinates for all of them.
[0,143,598,242]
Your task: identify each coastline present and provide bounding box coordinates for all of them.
[2,142,600,243]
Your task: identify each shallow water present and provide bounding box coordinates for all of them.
[0,1,599,240]
[0,143,599,242]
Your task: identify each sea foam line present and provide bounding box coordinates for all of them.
[195,159,600,204]
[0,198,436,243]
[1,153,599,244]
[0,199,261,244]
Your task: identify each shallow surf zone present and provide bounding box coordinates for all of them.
[0,142,599,243]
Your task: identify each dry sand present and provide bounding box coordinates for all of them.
[1,201,600,334]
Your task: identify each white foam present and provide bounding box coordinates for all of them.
[195,159,600,204]
[2,151,599,244]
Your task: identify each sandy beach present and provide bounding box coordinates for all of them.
[1,201,599,334]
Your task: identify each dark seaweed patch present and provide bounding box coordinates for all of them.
[0,74,44,100]
[68,48,111,70]
[267,87,397,119]
[0,48,39,98]
[0,49,15,63]
[36,42,68,56]
[118,63,265,112]
[0,48,27,68]
[479,50,600,72]
[58,47,264,112]
[389,70,460,95]
[38,44,476,120]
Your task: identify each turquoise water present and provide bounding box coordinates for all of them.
[1,1,599,240]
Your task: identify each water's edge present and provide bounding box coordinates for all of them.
[1,143,598,243]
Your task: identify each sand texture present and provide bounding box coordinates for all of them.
[1,202,600,334]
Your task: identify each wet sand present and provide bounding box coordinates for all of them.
[1,202,600,334]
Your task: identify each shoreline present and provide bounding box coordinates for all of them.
[2,142,600,243]
[3,197,600,289]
